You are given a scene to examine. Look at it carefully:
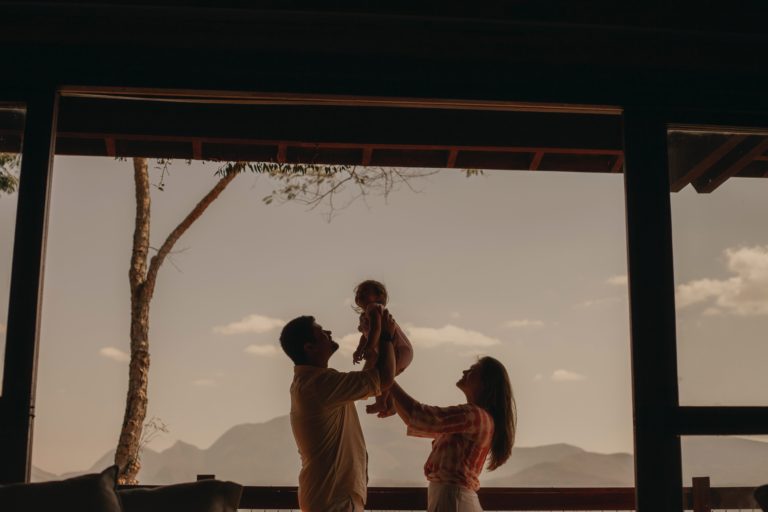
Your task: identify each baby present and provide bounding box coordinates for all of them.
[352,279,413,416]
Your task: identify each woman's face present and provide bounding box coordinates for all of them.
[457,361,484,402]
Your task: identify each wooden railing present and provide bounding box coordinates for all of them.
[180,475,761,511]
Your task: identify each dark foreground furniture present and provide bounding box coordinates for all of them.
[0,465,243,512]
[755,484,768,512]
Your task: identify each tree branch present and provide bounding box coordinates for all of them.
[143,162,242,300]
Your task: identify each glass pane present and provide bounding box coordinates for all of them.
[682,435,766,511]
[669,127,768,406]
[0,104,25,395]
[34,96,631,496]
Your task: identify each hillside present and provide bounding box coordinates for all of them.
[34,414,768,487]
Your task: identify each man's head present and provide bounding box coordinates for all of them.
[279,315,339,367]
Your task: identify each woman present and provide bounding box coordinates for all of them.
[389,356,516,512]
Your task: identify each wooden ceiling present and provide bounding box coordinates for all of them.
[2,95,767,192]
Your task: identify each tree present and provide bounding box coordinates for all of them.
[113,157,438,483]
[0,153,20,194]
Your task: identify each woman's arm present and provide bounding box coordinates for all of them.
[390,381,417,423]
[391,381,485,435]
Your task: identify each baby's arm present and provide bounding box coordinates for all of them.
[364,303,383,360]
[352,334,368,365]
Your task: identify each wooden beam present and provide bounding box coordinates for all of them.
[611,154,624,173]
[104,137,116,157]
[670,135,746,192]
[361,146,373,166]
[55,98,624,153]
[529,151,544,170]
[0,90,58,484]
[55,131,624,156]
[276,143,287,163]
[622,109,682,512]
[676,406,768,435]
[693,137,768,193]
[692,477,712,512]
[192,140,202,160]
[446,148,458,168]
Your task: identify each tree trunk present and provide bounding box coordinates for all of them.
[114,158,241,484]
[115,157,152,484]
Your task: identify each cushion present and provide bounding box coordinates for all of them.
[0,465,122,512]
[118,479,243,512]
[755,484,768,512]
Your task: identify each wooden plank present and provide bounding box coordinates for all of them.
[677,406,768,435]
[693,137,768,193]
[669,135,746,192]
[446,148,458,168]
[276,143,286,163]
[192,140,202,160]
[622,109,682,512]
[611,153,624,173]
[692,477,712,512]
[0,90,58,484]
[529,151,543,170]
[119,485,758,511]
[55,98,624,152]
[104,137,116,157]
[361,146,373,166]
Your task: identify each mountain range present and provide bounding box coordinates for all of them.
[34,414,768,487]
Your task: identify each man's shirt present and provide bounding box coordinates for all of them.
[290,365,381,511]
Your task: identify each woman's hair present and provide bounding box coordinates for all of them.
[476,356,516,471]
[353,279,389,311]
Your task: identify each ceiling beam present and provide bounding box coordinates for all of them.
[670,135,746,192]
[529,151,544,170]
[693,137,768,193]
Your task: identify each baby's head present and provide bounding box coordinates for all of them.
[354,279,388,311]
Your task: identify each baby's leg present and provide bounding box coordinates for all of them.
[394,343,413,375]
[366,391,388,414]
[377,392,396,418]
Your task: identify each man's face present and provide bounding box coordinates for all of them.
[307,322,339,364]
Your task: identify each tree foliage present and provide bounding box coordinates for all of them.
[0,153,21,194]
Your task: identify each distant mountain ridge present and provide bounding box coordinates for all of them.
[36,414,768,487]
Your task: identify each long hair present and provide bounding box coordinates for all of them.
[476,356,516,471]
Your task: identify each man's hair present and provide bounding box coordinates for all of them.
[280,315,315,365]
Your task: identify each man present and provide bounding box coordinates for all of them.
[279,314,396,512]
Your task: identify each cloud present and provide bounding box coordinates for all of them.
[213,314,285,335]
[575,296,622,309]
[99,346,130,363]
[0,323,5,334]
[551,369,586,382]
[450,312,462,319]
[192,378,217,387]
[404,324,500,348]
[337,332,362,356]
[244,344,279,357]
[534,373,544,382]
[676,246,768,316]
[607,275,628,286]
[503,319,544,328]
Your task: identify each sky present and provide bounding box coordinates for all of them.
[1,151,767,477]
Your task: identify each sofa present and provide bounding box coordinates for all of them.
[0,466,243,512]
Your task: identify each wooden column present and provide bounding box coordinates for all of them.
[622,109,683,511]
[0,90,58,484]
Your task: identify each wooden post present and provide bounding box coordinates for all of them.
[0,89,58,484]
[692,477,712,512]
[196,474,216,481]
[622,109,683,511]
